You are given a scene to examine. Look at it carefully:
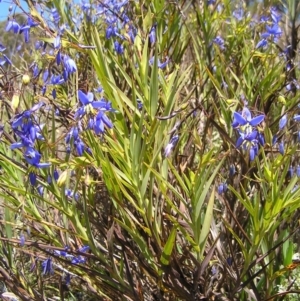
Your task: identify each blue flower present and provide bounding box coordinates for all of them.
[35,40,44,50]
[63,55,77,74]
[20,234,25,247]
[51,74,64,85]
[74,138,85,156]
[5,19,20,33]
[227,257,233,266]
[296,165,300,177]
[149,57,170,69]
[265,24,282,37]
[236,130,258,148]
[249,146,255,161]
[137,99,143,110]
[232,110,265,128]
[229,165,236,177]
[212,36,225,50]
[73,90,115,136]
[256,39,268,49]
[232,107,264,160]
[149,25,156,44]
[279,141,284,155]
[65,273,71,285]
[42,258,53,275]
[113,0,128,11]
[11,126,44,150]
[54,247,74,259]
[24,147,51,168]
[65,126,80,143]
[279,114,287,130]
[82,1,91,11]
[20,25,31,43]
[106,25,118,39]
[29,172,37,186]
[272,134,278,145]
[56,50,62,65]
[207,0,216,5]
[27,17,39,28]
[257,133,265,146]
[19,17,39,43]
[233,8,244,21]
[10,105,45,157]
[11,102,45,131]
[65,189,80,201]
[94,111,113,134]
[270,6,281,23]
[32,64,39,77]
[260,15,269,23]
[286,79,300,91]
[37,186,44,196]
[288,166,294,177]
[257,7,282,49]
[52,8,61,25]
[78,245,90,252]
[114,41,124,54]
[53,170,59,181]
[75,90,113,119]
[71,245,90,264]
[218,182,227,194]
[260,23,282,44]
[11,134,34,150]
[0,54,12,66]
[0,43,6,52]
[128,25,137,43]
[164,135,179,157]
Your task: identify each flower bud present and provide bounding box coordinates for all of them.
[278,95,286,105]
[22,74,30,85]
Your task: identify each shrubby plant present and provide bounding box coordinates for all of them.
[0,0,299,300]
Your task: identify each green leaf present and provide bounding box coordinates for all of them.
[160,226,177,266]
[199,189,215,257]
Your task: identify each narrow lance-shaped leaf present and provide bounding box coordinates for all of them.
[160,226,177,266]
[199,189,215,258]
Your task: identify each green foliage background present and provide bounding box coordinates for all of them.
[0,0,299,300]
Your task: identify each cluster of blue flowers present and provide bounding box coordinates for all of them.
[0,0,198,291]
[3,1,120,183]
[54,245,90,265]
[65,90,116,156]
[232,104,265,161]
[256,6,282,49]
[9,102,51,185]
[101,0,133,54]
[210,6,282,53]
[39,245,89,282]
[6,16,39,43]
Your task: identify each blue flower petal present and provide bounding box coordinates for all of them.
[29,172,37,186]
[233,112,247,126]
[37,162,51,168]
[78,90,89,106]
[256,39,268,49]
[249,115,264,126]
[279,141,284,155]
[279,114,287,130]
[249,147,255,161]
[293,115,300,122]
[236,136,244,148]
[245,130,258,141]
[272,135,278,145]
